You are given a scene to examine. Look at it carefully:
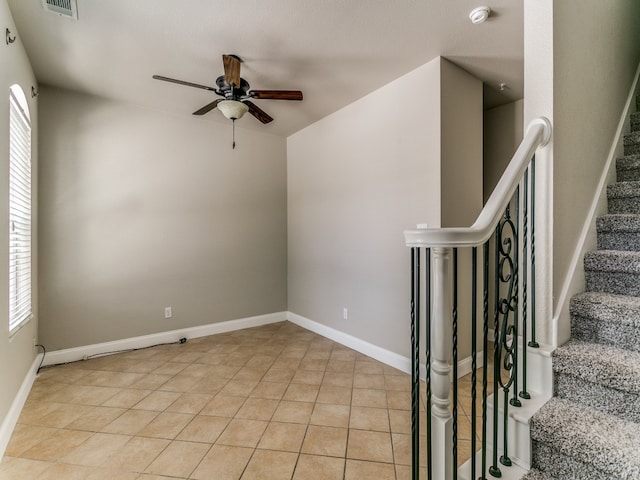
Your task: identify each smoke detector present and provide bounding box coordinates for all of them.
[41,0,78,19]
[469,6,491,24]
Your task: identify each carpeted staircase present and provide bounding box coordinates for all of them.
[522,99,640,479]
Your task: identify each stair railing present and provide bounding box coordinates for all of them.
[405,117,552,480]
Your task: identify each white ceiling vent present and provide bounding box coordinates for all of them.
[41,0,78,19]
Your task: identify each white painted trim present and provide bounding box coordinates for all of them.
[551,61,640,347]
[43,312,287,367]
[0,354,41,459]
[287,312,482,379]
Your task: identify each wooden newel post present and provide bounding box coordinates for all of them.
[430,247,453,480]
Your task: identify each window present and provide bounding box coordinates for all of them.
[8,85,32,333]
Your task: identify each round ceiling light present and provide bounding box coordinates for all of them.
[469,6,491,24]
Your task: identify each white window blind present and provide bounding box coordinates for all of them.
[9,88,32,333]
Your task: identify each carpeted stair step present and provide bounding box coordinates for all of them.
[596,214,640,251]
[520,470,556,480]
[584,250,640,296]
[530,397,640,479]
[616,155,640,182]
[632,111,640,132]
[624,131,640,156]
[608,181,640,214]
[570,291,640,352]
[553,339,640,423]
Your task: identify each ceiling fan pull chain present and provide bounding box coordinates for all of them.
[232,118,236,149]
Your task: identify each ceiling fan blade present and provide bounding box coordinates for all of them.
[223,54,241,87]
[153,75,217,92]
[193,99,222,115]
[249,90,303,101]
[245,101,274,124]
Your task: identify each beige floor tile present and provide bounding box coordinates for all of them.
[283,383,319,402]
[240,449,298,480]
[316,385,352,405]
[395,464,427,480]
[144,440,209,477]
[389,408,411,433]
[101,436,169,471]
[47,385,121,406]
[190,376,230,394]
[4,424,57,457]
[249,381,289,400]
[355,360,385,375]
[262,368,296,383]
[310,403,350,428]
[297,359,328,372]
[349,406,390,432]
[345,459,396,480]
[137,412,193,439]
[271,400,314,424]
[78,371,145,388]
[257,422,307,452]
[391,432,427,466]
[21,428,93,461]
[347,430,394,463]
[385,375,411,391]
[235,397,279,420]
[200,395,246,417]
[101,389,152,408]
[301,425,348,457]
[219,380,258,397]
[133,391,182,411]
[166,392,213,414]
[351,388,387,408]
[151,361,188,376]
[216,418,269,448]
[322,372,354,388]
[207,364,243,379]
[66,405,127,432]
[176,415,229,443]
[157,374,201,393]
[132,374,172,390]
[326,359,355,373]
[233,366,269,381]
[37,462,99,480]
[190,445,253,480]
[102,409,159,435]
[60,432,132,466]
[0,457,54,480]
[386,390,411,410]
[290,369,325,385]
[354,373,386,389]
[27,403,90,428]
[293,454,345,480]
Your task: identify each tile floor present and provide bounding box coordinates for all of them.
[0,321,482,479]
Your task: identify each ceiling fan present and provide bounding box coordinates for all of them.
[153,54,303,148]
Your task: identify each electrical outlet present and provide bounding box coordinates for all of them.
[343,308,348,320]
[32,337,37,350]
[164,306,173,319]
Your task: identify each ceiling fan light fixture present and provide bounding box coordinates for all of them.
[217,100,249,120]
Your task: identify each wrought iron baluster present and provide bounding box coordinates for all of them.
[426,248,433,480]
[410,247,421,480]
[520,169,531,400]
[452,249,459,480]
[471,247,478,480]
[481,241,489,480]
[510,187,521,410]
[529,156,539,348]
[490,225,501,478]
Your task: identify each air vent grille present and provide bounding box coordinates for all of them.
[41,0,78,19]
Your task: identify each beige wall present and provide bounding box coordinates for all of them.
[0,0,39,437]
[38,87,287,350]
[484,100,524,203]
[288,57,482,358]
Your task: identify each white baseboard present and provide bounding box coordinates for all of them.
[287,312,481,380]
[43,311,287,367]
[0,354,42,459]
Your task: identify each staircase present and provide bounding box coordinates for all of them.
[523,100,640,479]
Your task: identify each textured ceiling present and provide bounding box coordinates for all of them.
[7,0,523,137]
